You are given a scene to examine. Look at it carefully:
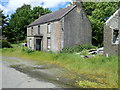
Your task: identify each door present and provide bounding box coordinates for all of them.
[36,39,41,50]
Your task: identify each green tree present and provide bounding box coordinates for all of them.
[3,4,51,43]
[0,10,2,37]
[30,6,51,22]
[0,10,9,38]
[0,10,9,28]
[82,2,119,47]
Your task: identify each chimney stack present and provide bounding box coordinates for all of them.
[72,0,82,7]
[39,13,44,17]
[39,14,41,17]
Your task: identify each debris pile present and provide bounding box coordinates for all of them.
[80,47,104,58]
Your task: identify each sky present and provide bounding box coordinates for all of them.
[0,0,72,16]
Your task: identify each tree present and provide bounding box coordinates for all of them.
[0,10,9,27]
[0,10,2,37]
[82,2,119,47]
[2,4,51,43]
[0,10,9,38]
[0,10,2,27]
[30,6,51,22]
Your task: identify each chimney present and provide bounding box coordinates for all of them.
[72,0,82,7]
[39,13,44,17]
[39,14,41,17]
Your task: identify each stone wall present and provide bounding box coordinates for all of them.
[27,21,60,52]
[104,9,120,56]
[104,26,119,56]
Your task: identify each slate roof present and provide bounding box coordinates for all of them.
[105,8,120,29]
[105,8,120,25]
[28,5,76,27]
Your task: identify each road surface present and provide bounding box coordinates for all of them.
[2,61,58,88]
[1,56,79,88]
[1,57,59,88]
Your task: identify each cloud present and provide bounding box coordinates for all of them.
[0,4,4,10]
[42,0,71,8]
[0,0,72,15]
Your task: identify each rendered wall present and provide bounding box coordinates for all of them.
[63,6,92,48]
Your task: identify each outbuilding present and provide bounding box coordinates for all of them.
[104,9,120,56]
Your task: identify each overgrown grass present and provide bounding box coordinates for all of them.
[1,44,118,88]
[61,44,96,53]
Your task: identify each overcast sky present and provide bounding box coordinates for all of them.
[0,0,72,15]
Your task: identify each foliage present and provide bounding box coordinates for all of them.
[0,10,9,27]
[22,47,34,53]
[0,40,12,48]
[76,80,106,88]
[82,2,119,46]
[0,10,9,37]
[60,44,96,53]
[0,10,2,27]
[2,4,51,43]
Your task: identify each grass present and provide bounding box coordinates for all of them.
[1,44,118,88]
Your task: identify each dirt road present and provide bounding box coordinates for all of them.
[2,61,58,88]
[1,56,80,88]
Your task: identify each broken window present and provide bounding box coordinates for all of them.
[47,37,51,49]
[31,27,33,35]
[29,39,32,49]
[112,29,119,44]
[38,25,40,34]
[47,23,51,33]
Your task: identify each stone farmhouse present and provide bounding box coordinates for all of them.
[104,9,120,56]
[27,1,92,52]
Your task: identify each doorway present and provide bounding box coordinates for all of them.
[36,39,41,50]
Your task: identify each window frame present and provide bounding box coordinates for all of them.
[47,37,51,50]
[112,29,119,45]
[31,27,33,35]
[47,23,51,34]
[29,39,32,49]
[38,25,40,34]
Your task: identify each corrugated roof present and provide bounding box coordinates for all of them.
[28,5,76,27]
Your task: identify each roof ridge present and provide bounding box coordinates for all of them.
[40,5,76,18]
[60,5,76,19]
[28,5,76,27]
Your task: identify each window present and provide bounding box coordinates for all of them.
[31,27,33,35]
[38,25,40,34]
[47,37,51,49]
[112,29,119,44]
[29,39,32,49]
[47,23,51,33]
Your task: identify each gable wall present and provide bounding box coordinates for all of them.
[63,6,92,47]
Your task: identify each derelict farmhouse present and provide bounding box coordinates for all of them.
[27,1,92,52]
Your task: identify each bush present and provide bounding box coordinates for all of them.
[0,40,12,48]
[22,47,34,53]
[60,44,96,53]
